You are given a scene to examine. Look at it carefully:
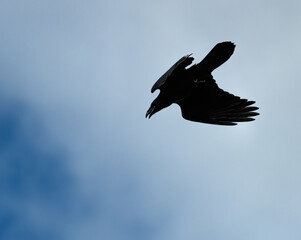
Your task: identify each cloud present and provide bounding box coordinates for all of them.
[0,97,79,239]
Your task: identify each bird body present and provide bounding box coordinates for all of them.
[146,42,259,125]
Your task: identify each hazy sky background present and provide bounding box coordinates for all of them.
[0,0,301,239]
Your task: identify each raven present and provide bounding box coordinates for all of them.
[146,42,259,126]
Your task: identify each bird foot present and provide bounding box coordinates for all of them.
[193,78,205,84]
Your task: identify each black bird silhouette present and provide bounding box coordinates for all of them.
[146,42,259,125]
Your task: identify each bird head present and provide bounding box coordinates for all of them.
[145,94,171,119]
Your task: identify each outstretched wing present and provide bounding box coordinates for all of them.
[151,54,194,93]
[197,41,236,73]
[177,80,259,125]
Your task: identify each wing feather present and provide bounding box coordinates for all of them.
[151,54,194,93]
[177,79,259,125]
[197,42,235,72]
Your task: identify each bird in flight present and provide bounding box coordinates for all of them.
[146,42,259,126]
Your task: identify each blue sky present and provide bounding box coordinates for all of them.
[0,0,301,239]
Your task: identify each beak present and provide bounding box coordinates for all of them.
[145,105,156,118]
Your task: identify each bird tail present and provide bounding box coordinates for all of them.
[197,42,235,73]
